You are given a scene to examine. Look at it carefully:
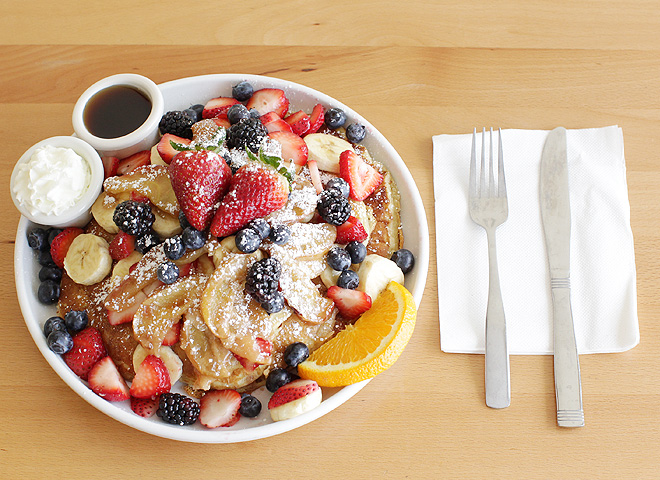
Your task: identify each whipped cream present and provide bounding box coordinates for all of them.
[13,145,91,216]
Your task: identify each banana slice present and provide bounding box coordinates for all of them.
[111,251,143,280]
[132,344,183,385]
[63,234,113,285]
[356,254,404,302]
[91,191,130,234]
[150,144,167,166]
[152,207,182,237]
[304,133,355,174]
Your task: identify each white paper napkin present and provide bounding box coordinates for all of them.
[433,126,639,354]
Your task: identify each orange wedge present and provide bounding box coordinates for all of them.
[297,281,416,387]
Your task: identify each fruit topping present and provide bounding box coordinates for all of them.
[38,280,60,304]
[102,156,120,178]
[324,107,347,129]
[283,342,310,368]
[336,215,368,244]
[346,123,367,143]
[284,110,311,136]
[159,110,195,139]
[307,104,325,135]
[246,88,289,117]
[163,234,186,260]
[156,133,192,163]
[129,354,171,399]
[47,329,73,354]
[117,150,151,175]
[199,389,242,428]
[156,261,179,284]
[63,327,107,380]
[157,392,200,426]
[337,269,360,290]
[245,257,282,308]
[317,188,351,226]
[50,227,84,268]
[327,246,351,272]
[268,130,309,166]
[391,248,415,274]
[130,396,159,418]
[226,117,268,153]
[113,200,155,236]
[239,394,262,418]
[109,231,136,260]
[268,378,322,422]
[304,133,355,174]
[266,367,294,392]
[232,81,254,102]
[356,254,404,302]
[326,286,372,320]
[261,112,293,134]
[64,309,88,333]
[326,177,350,198]
[339,150,383,201]
[63,233,113,286]
[202,97,240,120]
[268,224,291,245]
[88,356,130,402]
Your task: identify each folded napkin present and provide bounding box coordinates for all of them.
[433,126,639,354]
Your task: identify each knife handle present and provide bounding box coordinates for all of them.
[551,278,584,427]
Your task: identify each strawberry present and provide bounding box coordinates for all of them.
[307,159,323,194]
[63,327,107,380]
[156,133,192,163]
[162,321,181,347]
[210,163,289,238]
[284,110,311,136]
[246,88,289,117]
[102,156,119,178]
[202,97,240,119]
[199,389,242,428]
[212,117,231,129]
[117,150,151,175]
[307,103,325,135]
[88,356,130,402]
[107,291,147,325]
[130,190,150,203]
[268,130,308,166]
[234,336,273,371]
[335,216,368,244]
[169,150,232,231]
[130,396,159,418]
[108,231,135,260]
[129,354,171,399]
[179,262,193,277]
[261,112,293,134]
[326,286,372,319]
[339,150,383,201]
[49,227,83,268]
[267,379,322,421]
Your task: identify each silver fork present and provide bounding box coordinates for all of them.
[468,127,510,409]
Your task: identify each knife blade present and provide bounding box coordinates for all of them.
[539,127,585,428]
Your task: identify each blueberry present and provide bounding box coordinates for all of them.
[64,310,88,333]
[324,108,347,129]
[227,104,250,125]
[47,228,63,246]
[239,394,262,418]
[261,291,285,314]
[326,177,350,199]
[235,228,262,254]
[39,265,62,283]
[346,123,366,143]
[43,316,66,337]
[249,108,261,119]
[37,280,60,304]
[268,224,291,245]
[47,330,73,354]
[135,231,161,254]
[345,241,367,264]
[266,368,293,392]
[232,81,254,102]
[37,250,56,267]
[283,342,309,368]
[391,248,415,274]
[327,246,351,271]
[164,235,186,260]
[178,211,192,230]
[27,228,48,251]
[182,227,205,250]
[157,261,180,284]
[337,269,360,289]
[189,104,205,120]
[247,218,271,240]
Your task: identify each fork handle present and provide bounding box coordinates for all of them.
[485,228,511,409]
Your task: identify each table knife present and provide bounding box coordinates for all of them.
[539,127,585,427]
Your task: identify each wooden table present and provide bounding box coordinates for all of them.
[2,1,659,478]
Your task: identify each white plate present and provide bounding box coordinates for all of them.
[14,74,429,443]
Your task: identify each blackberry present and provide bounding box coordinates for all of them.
[157,393,200,426]
[226,117,268,153]
[159,110,195,139]
[245,257,281,304]
[135,231,161,254]
[346,123,366,143]
[317,188,351,226]
[113,200,155,236]
[324,108,347,129]
[232,81,254,101]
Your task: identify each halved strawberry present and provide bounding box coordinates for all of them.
[50,227,84,268]
[117,150,151,175]
[284,110,311,136]
[212,117,231,129]
[129,354,171,399]
[261,112,293,134]
[268,130,308,166]
[109,231,136,260]
[246,88,289,117]
[326,285,372,319]
[156,133,192,164]
[307,103,325,135]
[63,327,107,380]
[130,396,159,418]
[107,290,147,325]
[162,321,181,347]
[102,156,119,178]
[199,389,242,428]
[130,190,150,203]
[335,216,368,244]
[202,97,240,119]
[339,150,383,201]
[268,378,322,422]
[88,356,130,402]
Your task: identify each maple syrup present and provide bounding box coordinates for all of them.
[83,85,152,139]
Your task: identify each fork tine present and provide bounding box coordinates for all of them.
[488,127,495,196]
[497,128,506,197]
[480,127,487,195]
[469,127,477,197]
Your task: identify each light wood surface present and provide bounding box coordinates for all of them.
[2,2,659,479]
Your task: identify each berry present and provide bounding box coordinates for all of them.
[135,231,161,254]
[324,108,347,129]
[327,286,372,319]
[246,218,271,240]
[317,188,351,226]
[232,81,254,101]
[157,261,180,284]
[235,228,261,254]
[43,316,66,337]
[182,227,206,250]
[162,322,181,346]
[202,97,240,119]
[226,117,268,153]
[391,248,415,274]
[246,88,290,117]
[268,130,309,166]
[227,103,250,125]
[336,216,368,244]
[268,224,290,245]
[346,123,366,143]
[50,227,84,268]
[283,342,309,368]
[249,108,260,118]
[164,235,186,260]
[39,265,62,283]
[131,396,159,418]
[268,379,320,411]
[284,110,311,136]
[339,150,383,201]
[345,241,367,264]
[38,280,60,304]
[307,104,325,135]
[261,291,285,314]
[47,228,63,246]
[88,356,130,402]
[327,246,351,271]
[245,257,281,304]
[27,228,48,251]
[117,150,151,175]
[37,250,56,267]
[156,133,191,163]
[47,330,73,355]
[64,309,88,333]
[102,156,120,178]
[178,211,192,230]
[109,231,135,260]
[157,392,200,426]
[326,177,350,198]
[199,389,242,428]
[62,327,107,379]
[113,200,155,236]
[239,394,262,418]
[261,112,293,134]
[130,355,171,399]
[266,368,293,392]
[159,110,195,139]
[337,269,360,289]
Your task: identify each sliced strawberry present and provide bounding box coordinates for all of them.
[162,321,181,347]
[178,262,193,278]
[129,354,171,399]
[109,231,136,260]
[326,286,372,319]
[335,216,368,244]
[212,117,231,129]
[130,396,159,418]
[156,133,192,164]
[284,110,311,136]
[199,389,242,428]
[268,130,308,166]
[306,104,325,135]
[50,227,84,268]
[107,290,147,325]
[233,337,271,371]
[169,150,232,231]
[246,88,289,117]
[117,150,151,175]
[256,337,272,356]
[130,190,150,203]
[339,150,383,201]
[267,379,322,421]
[233,353,258,372]
[261,112,293,134]
[88,356,130,402]
[202,97,240,119]
[102,156,119,178]
[63,327,107,380]
[307,159,323,194]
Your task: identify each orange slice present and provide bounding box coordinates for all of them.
[297,281,416,387]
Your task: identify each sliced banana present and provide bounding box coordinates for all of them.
[150,144,167,166]
[320,264,341,289]
[152,207,182,237]
[304,133,355,174]
[132,344,183,385]
[356,254,404,302]
[111,251,143,280]
[63,234,113,286]
[91,191,130,234]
